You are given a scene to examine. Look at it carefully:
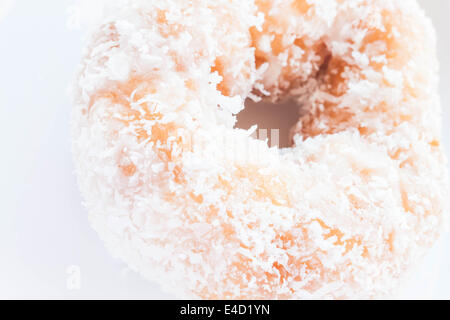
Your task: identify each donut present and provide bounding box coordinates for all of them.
[72,0,449,299]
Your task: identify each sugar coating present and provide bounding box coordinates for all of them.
[72,0,449,299]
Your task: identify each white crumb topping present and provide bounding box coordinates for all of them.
[71,0,449,299]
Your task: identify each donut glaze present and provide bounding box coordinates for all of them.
[72,0,449,299]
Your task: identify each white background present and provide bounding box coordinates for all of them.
[0,0,448,299]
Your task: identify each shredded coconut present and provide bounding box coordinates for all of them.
[71,0,449,299]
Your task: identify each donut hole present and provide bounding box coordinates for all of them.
[235,98,301,149]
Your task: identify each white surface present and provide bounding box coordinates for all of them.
[0,1,14,22]
[0,0,448,299]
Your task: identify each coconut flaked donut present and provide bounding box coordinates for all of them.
[72,0,448,299]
